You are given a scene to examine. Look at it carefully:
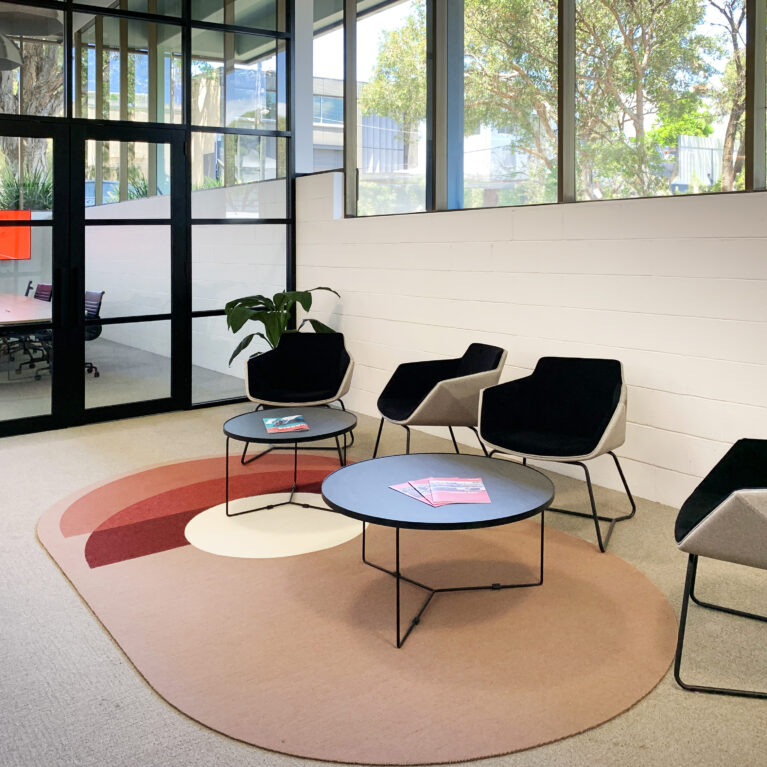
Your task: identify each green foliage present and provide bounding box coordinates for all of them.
[361,0,745,201]
[104,167,151,202]
[126,167,149,200]
[0,164,53,210]
[646,102,714,148]
[358,3,426,159]
[193,175,225,191]
[224,287,340,365]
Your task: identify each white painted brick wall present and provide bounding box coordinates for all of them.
[296,171,767,508]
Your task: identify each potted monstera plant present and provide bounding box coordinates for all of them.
[224,286,339,365]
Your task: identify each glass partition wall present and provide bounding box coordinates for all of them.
[0,0,291,436]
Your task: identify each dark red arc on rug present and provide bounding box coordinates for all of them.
[81,458,339,569]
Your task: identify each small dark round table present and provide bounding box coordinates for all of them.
[223,406,357,516]
[322,452,555,647]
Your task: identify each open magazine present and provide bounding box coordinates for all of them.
[389,476,490,506]
[263,414,309,433]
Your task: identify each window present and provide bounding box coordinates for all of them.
[0,2,64,119]
[356,0,427,216]
[575,0,746,200]
[314,95,343,125]
[74,16,183,124]
[340,0,762,214]
[463,0,558,207]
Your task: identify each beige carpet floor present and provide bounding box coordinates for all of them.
[1,404,765,766]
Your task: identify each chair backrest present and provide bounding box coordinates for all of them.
[84,290,105,342]
[33,283,52,302]
[24,280,33,296]
[530,356,623,435]
[457,343,505,376]
[85,290,104,318]
[274,331,349,382]
[247,332,350,403]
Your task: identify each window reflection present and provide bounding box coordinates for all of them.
[74,16,183,124]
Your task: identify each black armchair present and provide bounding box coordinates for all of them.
[479,356,635,551]
[245,331,353,408]
[673,438,767,698]
[373,343,507,457]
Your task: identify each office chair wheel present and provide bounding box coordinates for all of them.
[94,371,100,378]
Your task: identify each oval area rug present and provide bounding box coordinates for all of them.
[37,453,677,765]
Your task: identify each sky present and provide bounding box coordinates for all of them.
[313,1,412,82]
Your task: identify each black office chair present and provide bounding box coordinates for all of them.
[479,356,636,552]
[84,290,105,377]
[673,438,767,698]
[33,283,52,302]
[14,283,54,375]
[373,343,507,457]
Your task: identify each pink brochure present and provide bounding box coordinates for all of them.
[389,481,437,506]
[407,477,450,506]
[428,477,491,505]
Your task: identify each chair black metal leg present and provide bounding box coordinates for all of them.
[581,463,605,552]
[674,554,767,698]
[448,426,460,454]
[373,417,384,458]
[469,426,489,456]
[404,425,411,454]
[544,452,636,552]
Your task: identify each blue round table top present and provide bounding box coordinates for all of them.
[322,452,554,530]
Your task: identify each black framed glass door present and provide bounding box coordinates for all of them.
[69,122,188,425]
[0,120,188,436]
[0,121,66,434]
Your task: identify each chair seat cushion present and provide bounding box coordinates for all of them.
[378,394,422,422]
[482,427,599,458]
[675,438,767,543]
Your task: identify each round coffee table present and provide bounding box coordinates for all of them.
[322,453,555,647]
[224,406,357,516]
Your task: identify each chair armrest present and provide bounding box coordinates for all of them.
[380,358,460,400]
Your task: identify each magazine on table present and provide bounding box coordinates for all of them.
[389,481,437,506]
[428,477,490,504]
[388,476,491,506]
[263,414,309,433]
[408,477,446,506]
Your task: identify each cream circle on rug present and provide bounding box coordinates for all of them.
[184,493,364,558]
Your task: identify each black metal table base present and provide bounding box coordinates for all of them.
[361,511,545,648]
[225,433,349,517]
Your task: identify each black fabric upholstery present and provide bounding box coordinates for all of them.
[675,438,767,543]
[247,332,350,404]
[457,343,505,376]
[480,357,622,457]
[377,359,460,421]
[377,343,505,422]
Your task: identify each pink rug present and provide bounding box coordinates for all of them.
[37,453,677,765]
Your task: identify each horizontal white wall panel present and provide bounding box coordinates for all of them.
[296,173,767,508]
